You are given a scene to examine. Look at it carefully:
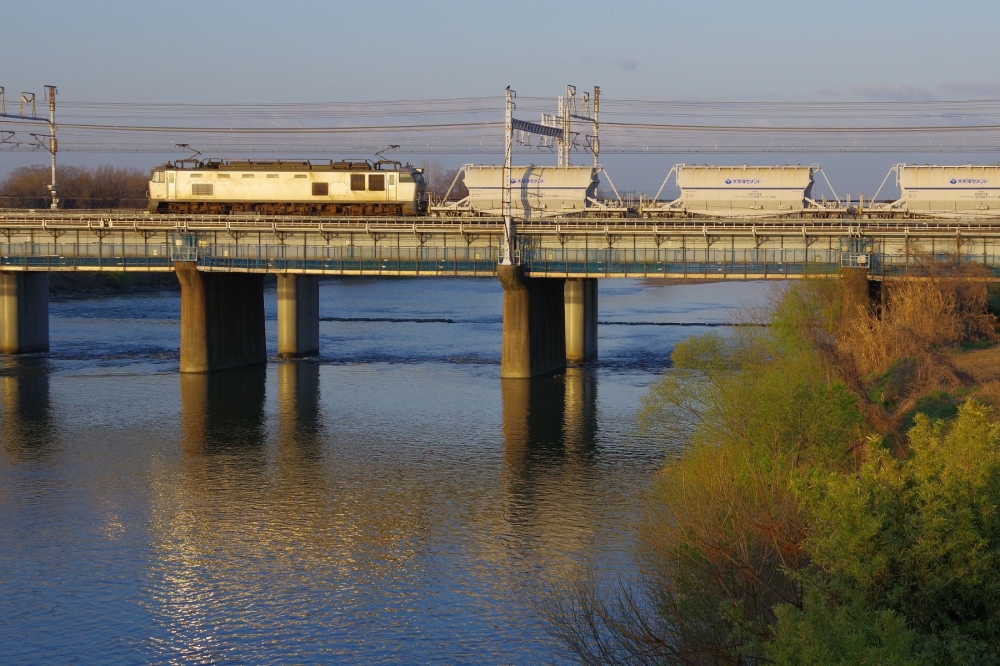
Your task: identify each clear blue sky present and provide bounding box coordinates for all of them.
[3,0,999,193]
[5,0,997,102]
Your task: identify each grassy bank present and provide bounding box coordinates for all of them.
[548,267,1000,665]
[48,272,180,297]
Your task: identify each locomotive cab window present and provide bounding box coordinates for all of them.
[369,174,385,191]
[312,182,329,196]
[351,174,366,191]
[151,171,164,183]
[388,174,396,185]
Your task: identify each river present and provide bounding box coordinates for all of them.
[0,277,768,664]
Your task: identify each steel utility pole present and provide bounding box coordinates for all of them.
[45,86,57,209]
[500,85,578,264]
[592,86,600,168]
[501,86,515,266]
[0,84,58,208]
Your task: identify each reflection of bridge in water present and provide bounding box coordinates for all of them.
[0,353,639,655]
[5,211,998,376]
[0,358,54,461]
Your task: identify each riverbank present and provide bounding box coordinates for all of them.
[550,269,1000,665]
[48,272,180,297]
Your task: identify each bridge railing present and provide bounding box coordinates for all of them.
[0,242,175,270]
[520,247,847,275]
[5,240,1000,278]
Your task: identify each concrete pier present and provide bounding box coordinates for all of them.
[175,262,266,373]
[564,278,598,364]
[498,265,566,379]
[277,274,320,359]
[0,272,49,355]
[840,267,874,320]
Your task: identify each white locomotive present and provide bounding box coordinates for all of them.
[148,159,427,215]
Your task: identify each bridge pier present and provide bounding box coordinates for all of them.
[564,278,598,364]
[277,274,320,359]
[840,267,878,320]
[175,262,266,373]
[0,272,49,355]
[498,266,566,378]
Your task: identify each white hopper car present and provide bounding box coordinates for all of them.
[148,159,427,215]
[433,165,600,218]
[875,165,1000,217]
[644,164,836,218]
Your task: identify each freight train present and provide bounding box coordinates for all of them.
[147,159,1000,220]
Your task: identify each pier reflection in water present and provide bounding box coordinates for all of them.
[0,358,55,461]
[179,365,268,453]
[499,368,604,580]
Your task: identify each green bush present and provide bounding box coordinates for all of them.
[772,402,1000,665]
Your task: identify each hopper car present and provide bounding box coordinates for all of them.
[639,164,842,219]
[429,164,628,218]
[869,164,1000,218]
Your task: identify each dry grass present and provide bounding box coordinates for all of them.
[814,258,997,434]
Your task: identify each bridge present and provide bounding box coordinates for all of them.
[4,209,1000,377]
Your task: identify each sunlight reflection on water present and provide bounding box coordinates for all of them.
[0,278,770,664]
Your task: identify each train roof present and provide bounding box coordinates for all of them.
[156,159,419,172]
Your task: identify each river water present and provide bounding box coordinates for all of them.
[0,278,767,664]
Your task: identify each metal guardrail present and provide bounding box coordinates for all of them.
[7,210,1000,237]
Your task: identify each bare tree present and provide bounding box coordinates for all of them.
[420,160,468,202]
[1,165,148,209]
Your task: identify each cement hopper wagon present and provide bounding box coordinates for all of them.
[432,165,599,217]
[874,165,1000,218]
[645,164,838,218]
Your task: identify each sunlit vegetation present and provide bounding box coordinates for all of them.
[0,165,148,209]
[548,265,1000,665]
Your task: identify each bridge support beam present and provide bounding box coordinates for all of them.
[175,262,266,373]
[564,278,598,364]
[0,272,49,355]
[277,274,320,359]
[498,266,566,378]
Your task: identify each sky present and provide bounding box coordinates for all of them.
[2,0,999,195]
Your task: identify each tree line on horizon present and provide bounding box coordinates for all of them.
[0,165,149,209]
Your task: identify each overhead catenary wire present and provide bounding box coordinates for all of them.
[1,95,999,157]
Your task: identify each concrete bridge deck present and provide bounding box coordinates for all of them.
[4,210,1000,279]
[3,210,1000,377]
